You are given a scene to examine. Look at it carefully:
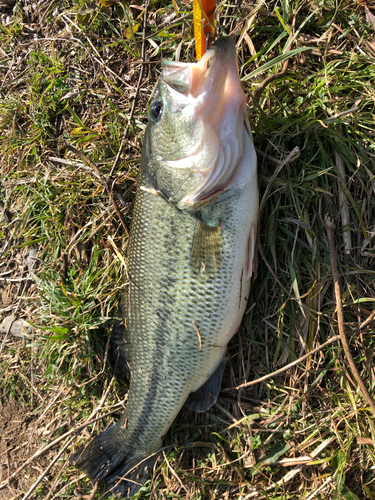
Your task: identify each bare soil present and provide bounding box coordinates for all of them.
[0,397,55,499]
[0,243,57,499]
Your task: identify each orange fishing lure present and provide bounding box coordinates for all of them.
[193,0,216,59]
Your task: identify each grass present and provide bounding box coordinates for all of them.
[0,0,375,498]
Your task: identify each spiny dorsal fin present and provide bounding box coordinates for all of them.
[190,220,222,278]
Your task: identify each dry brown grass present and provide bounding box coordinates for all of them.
[1,0,375,498]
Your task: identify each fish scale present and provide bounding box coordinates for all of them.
[70,37,258,499]
[123,173,247,454]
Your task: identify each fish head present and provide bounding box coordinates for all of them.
[144,37,253,209]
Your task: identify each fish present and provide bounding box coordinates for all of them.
[70,36,259,498]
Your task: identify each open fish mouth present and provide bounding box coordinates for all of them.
[153,37,251,209]
[160,36,237,102]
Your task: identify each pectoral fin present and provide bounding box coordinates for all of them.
[190,220,222,278]
[185,356,226,412]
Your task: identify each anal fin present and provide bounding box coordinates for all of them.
[108,296,130,383]
[185,356,226,412]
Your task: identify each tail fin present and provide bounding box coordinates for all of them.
[105,453,159,498]
[70,423,159,498]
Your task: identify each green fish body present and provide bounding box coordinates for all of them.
[71,37,258,498]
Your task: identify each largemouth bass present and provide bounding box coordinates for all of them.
[70,36,258,498]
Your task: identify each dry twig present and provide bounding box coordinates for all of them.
[234,335,341,390]
[324,216,375,416]
[0,409,119,489]
[335,152,352,254]
[21,436,76,500]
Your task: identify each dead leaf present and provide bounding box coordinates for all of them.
[124,23,140,39]
[357,437,373,445]
[365,3,375,31]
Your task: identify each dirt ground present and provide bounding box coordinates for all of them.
[0,243,59,500]
[0,334,69,500]
[0,398,43,499]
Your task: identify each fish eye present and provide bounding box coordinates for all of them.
[149,100,163,121]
